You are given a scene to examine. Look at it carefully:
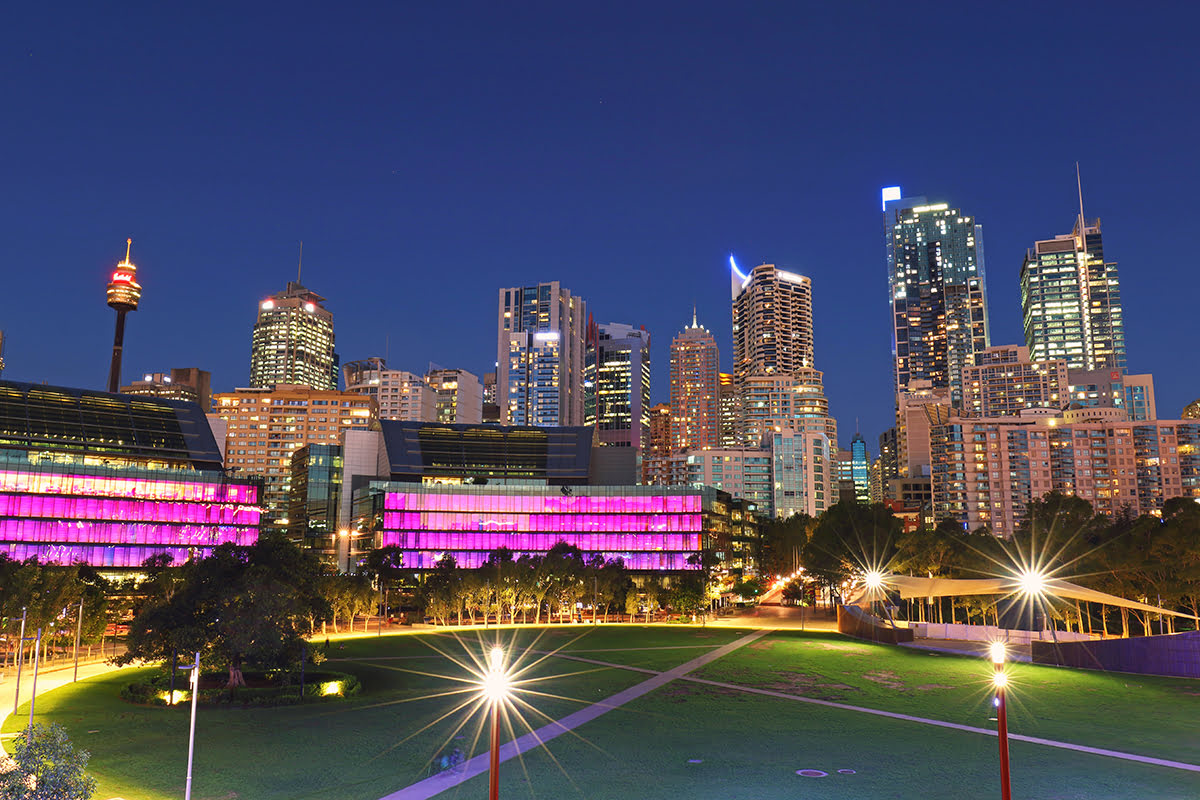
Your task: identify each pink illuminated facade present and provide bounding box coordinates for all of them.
[0,466,262,568]
[369,485,713,570]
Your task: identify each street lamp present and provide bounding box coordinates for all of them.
[179,652,201,800]
[481,646,511,800]
[337,529,349,573]
[990,642,1012,800]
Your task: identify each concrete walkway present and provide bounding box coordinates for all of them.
[375,629,773,800]
[0,659,132,757]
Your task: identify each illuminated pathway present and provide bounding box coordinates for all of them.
[375,629,772,800]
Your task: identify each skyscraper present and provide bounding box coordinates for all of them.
[717,373,741,448]
[884,188,990,406]
[249,282,337,390]
[730,259,815,382]
[106,239,142,393]
[849,432,870,504]
[642,403,675,485]
[1021,186,1126,372]
[497,282,587,427]
[669,313,720,452]
[584,320,651,451]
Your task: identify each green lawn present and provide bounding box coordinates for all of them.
[5,626,1199,800]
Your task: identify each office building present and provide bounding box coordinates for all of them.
[343,358,436,422]
[497,282,587,427]
[584,321,651,451]
[426,368,483,424]
[884,189,990,406]
[211,386,376,525]
[287,443,342,555]
[1021,211,1126,372]
[249,282,338,390]
[931,413,1200,537]
[482,371,500,423]
[877,428,898,496]
[669,313,720,452]
[730,259,815,381]
[121,368,212,412]
[849,432,870,503]
[682,448,773,510]
[0,380,261,568]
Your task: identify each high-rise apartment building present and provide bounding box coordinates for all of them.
[730,260,815,382]
[669,314,720,452]
[884,188,990,406]
[740,370,838,447]
[642,403,676,485]
[425,368,483,424]
[931,414,1200,537]
[717,373,741,448]
[964,345,1068,418]
[1021,212,1126,372]
[896,380,953,479]
[249,282,338,390]
[584,321,651,451]
[212,386,376,525]
[343,358,436,422]
[497,282,586,427]
[1184,399,1200,420]
[121,367,212,412]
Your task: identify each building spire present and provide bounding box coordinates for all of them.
[692,304,698,328]
[297,241,303,284]
[123,237,132,265]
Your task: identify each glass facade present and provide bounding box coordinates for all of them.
[366,484,714,570]
[498,282,587,428]
[0,461,261,567]
[885,193,990,406]
[288,444,342,552]
[1021,219,1125,373]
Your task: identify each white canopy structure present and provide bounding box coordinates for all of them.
[850,574,1192,620]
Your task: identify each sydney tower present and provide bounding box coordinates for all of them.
[106,239,142,393]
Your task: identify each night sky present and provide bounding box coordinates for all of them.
[4,3,1199,451]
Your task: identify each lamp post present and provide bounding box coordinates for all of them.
[179,652,201,800]
[337,529,349,573]
[12,606,25,716]
[25,628,42,743]
[482,646,510,800]
[991,642,1012,800]
[72,599,84,682]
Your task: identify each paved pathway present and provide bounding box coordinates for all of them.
[0,660,131,757]
[375,629,772,800]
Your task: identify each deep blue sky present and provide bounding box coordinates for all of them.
[4,3,1199,451]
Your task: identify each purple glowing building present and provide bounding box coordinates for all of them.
[0,380,262,569]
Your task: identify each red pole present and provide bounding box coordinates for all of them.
[489,700,500,800]
[995,661,1012,800]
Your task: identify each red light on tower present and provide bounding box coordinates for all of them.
[107,238,142,312]
[106,239,142,393]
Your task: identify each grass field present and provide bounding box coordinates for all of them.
[5,625,1199,800]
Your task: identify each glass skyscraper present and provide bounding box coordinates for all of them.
[884,188,990,407]
[585,320,651,452]
[849,432,870,504]
[497,282,587,427]
[1021,217,1126,372]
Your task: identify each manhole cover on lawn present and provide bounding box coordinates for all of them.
[796,769,828,777]
[838,769,856,775]
[687,759,703,764]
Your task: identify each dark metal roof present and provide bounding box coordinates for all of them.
[0,380,224,470]
[379,420,592,484]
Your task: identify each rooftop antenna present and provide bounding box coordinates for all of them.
[692,304,698,328]
[1075,163,1087,239]
[297,241,303,284]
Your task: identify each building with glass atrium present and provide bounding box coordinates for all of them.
[0,380,262,568]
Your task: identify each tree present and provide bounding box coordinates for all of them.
[802,501,901,601]
[731,576,765,600]
[118,533,330,687]
[0,723,96,800]
[758,514,811,577]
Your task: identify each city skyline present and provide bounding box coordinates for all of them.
[4,4,1199,445]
